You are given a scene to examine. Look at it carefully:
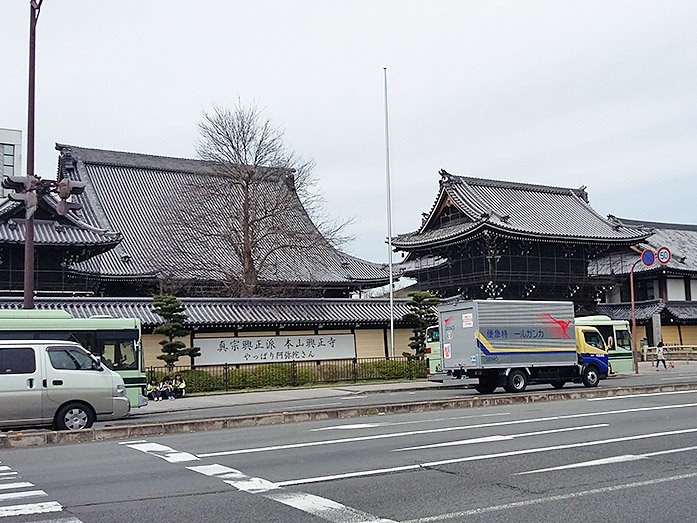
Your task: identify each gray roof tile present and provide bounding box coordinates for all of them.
[0,297,413,330]
[394,172,649,249]
[56,144,391,286]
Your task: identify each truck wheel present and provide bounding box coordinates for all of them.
[54,402,95,431]
[582,366,600,388]
[475,379,497,394]
[551,381,566,389]
[504,370,528,393]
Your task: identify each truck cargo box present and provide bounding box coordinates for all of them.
[439,300,578,371]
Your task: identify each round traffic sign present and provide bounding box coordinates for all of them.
[657,247,671,265]
[641,249,655,266]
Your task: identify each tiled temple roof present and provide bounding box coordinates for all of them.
[393,171,649,249]
[0,195,121,249]
[0,297,413,330]
[591,218,697,276]
[597,299,697,323]
[55,144,391,288]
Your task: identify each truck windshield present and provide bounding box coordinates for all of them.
[584,331,606,350]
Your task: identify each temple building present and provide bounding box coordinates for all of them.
[392,170,650,312]
[0,144,392,298]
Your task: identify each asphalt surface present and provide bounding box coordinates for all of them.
[103,359,697,426]
[2,386,697,522]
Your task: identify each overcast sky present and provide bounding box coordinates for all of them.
[2,1,696,264]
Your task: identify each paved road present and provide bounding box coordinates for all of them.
[2,386,697,522]
[99,360,697,427]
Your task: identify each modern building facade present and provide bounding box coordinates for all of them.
[0,128,22,198]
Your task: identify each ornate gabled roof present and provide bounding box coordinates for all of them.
[591,218,697,276]
[0,193,121,250]
[55,144,391,287]
[0,296,412,330]
[597,299,697,322]
[393,171,650,250]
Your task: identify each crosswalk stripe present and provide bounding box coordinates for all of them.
[0,489,46,502]
[0,500,62,518]
[0,482,34,491]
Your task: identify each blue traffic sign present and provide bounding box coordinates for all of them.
[642,249,655,266]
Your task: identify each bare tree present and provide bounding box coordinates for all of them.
[163,102,353,297]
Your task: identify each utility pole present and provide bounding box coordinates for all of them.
[24,0,44,309]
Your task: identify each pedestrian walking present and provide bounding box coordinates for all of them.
[656,341,667,370]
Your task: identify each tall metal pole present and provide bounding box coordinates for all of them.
[630,258,641,374]
[383,67,395,358]
[24,1,42,309]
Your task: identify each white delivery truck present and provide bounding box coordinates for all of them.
[0,340,130,431]
[438,300,609,393]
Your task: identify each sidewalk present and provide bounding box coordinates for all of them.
[139,359,697,414]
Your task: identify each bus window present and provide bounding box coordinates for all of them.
[426,327,439,343]
[101,340,137,370]
[615,330,631,350]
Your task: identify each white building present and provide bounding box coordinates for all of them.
[0,128,22,196]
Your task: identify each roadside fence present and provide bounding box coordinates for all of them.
[642,345,697,363]
[147,356,427,393]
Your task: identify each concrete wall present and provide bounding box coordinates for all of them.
[144,327,414,367]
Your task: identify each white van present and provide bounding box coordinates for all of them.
[0,340,130,431]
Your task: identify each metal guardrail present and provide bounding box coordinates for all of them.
[642,345,697,363]
[147,357,427,393]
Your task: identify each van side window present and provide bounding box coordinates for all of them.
[48,346,97,371]
[0,347,36,374]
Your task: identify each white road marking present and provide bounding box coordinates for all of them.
[0,501,63,518]
[0,482,34,490]
[403,472,697,522]
[118,440,148,445]
[588,390,697,401]
[125,442,199,463]
[311,412,510,431]
[393,424,608,452]
[313,423,384,431]
[199,403,697,458]
[187,461,395,521]
[0,489,47,502]
[0,467,10,472]
[516,444,697,475]
[32,518,84,523]
[276,426,697,487]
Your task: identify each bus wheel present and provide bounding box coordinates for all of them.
[55,402,95,431]
[475,379,497,394]
[504,370,528,393]
[582,366,600,388]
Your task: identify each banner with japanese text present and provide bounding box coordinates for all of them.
[194,334,356,364]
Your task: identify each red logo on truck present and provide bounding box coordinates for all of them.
[537,312,572,338]
[444,315,454,326]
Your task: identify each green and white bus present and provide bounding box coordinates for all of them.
[0,309,147,406]
[575,315,633,373]
[425,325,443,379]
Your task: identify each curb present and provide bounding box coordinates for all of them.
[3,382,697,449]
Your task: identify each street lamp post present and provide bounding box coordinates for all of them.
[23,0,44,309]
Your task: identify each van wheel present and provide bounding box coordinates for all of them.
[582,366,600,388]
[504,370,528,393]
[54,403,95,431]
